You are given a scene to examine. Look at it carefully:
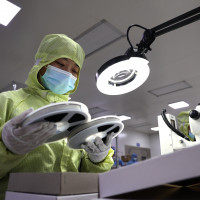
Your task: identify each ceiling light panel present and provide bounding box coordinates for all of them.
[0,0,21,26]
[118,115,131,121]
[168,101,189,109]
[148,81,191,97]
[151,127,159,131]
[75,20,125,56]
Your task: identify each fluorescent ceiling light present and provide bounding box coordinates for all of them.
[75,20,125,56]
[118,115,131,121]
[151,127,159,131]
[0,0,21,26]
[148,81,191,97]
[168,101,189,109]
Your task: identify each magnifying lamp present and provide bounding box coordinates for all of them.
[96,7,200,95]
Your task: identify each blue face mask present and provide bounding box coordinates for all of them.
[41,65,77,94]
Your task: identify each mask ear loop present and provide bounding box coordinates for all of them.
[67,66,80,95]
[37,64,48,89]
[74,69,80,90]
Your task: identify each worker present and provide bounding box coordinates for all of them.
[127,153,138,165]
[177,110,195,141]
[0,34,114,200]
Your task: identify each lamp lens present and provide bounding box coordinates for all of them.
[109,69,137,86]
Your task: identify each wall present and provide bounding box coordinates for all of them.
[149,133,161,157]
[112,128,161,159]
[112,127,150,158]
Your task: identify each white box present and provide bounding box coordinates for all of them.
[7,172,98,196]
[5,191,98,200]
[99,144,200,198]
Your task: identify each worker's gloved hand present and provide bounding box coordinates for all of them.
[2,108,57,155]
[81,132,115,163]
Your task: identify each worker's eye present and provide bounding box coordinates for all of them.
[73,69,79,74]
[56,61,65,67]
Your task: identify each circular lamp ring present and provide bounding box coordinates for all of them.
[67,115,124,149]
[21,101,91,143]
[96,56,149,95]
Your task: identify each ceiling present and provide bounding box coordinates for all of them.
[0,0,200,134]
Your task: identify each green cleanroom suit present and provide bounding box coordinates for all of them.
[0,34,114,200]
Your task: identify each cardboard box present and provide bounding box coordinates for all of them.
[7,172,98,196]
[5,191,98,200]
[99,144,200,199]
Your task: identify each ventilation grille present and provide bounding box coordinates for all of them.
[148,81,191,97]
[75,19,125,56]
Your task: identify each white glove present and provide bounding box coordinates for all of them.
[2,108,57,155]
[81,132,114,163]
